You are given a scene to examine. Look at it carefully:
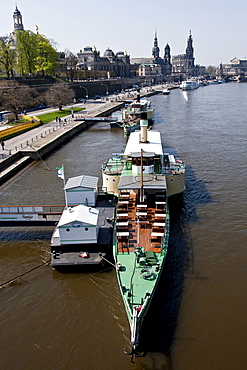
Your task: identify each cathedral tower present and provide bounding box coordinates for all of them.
[185,30,194,69]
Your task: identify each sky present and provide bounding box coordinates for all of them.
[1,0,247,67]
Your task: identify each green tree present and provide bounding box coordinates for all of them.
[35,34,58,76]
[16,30,37,75]
[206,65,217,75]
[44,83,75,110]
[0,35,16,78]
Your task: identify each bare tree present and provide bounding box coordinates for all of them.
[44,83,75,110]
[64,49,78,81]
[1,83,39,119]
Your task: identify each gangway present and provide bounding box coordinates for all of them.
[74,116,118,122]
[0,205,64,226]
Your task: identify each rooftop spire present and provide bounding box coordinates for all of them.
[152,28,160,59]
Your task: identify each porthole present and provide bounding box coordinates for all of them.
[85,227,89,231]
[113,179,116,182]
[177,178,180,181]
[170,178,174,182]
[66,228,70,232]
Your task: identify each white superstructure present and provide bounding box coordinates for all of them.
[180,80,199,90]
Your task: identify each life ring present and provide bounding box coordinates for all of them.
[140,267,154,279]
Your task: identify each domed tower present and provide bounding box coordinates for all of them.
[104,48,115,63]
[13,5,24,31]
[152,29,160,59]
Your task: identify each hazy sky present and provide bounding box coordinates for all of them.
[1,1,247,66]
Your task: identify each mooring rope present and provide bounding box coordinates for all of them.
[0,259,115,291]
[99,253,117,268]
[0,259,51,289]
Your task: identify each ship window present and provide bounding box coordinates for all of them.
[106,178,108,181]
[113,179,116,182]
[85,227,89,231]
[170,178,174,182]
[177,177,180,181]
[66,228,70,232]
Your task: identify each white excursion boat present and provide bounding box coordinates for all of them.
[102,114,185,359]
[162,88,170,95]
[180,80,199,90]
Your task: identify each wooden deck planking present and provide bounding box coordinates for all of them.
[117,192,166,254]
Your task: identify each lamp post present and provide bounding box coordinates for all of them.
[118,82,124,92]
[79,86,89,100]
[100,83,109,95]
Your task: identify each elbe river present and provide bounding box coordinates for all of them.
[0,82,246,370]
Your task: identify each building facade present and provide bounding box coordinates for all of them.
[220,58,247,76]
[76,46,130,78]
[172,31,194,74]
[131,30,205,78]
[172,31,204,76]
[131,31,172,77]
[139,63,162,76]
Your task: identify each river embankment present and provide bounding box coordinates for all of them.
[0,89,158,185]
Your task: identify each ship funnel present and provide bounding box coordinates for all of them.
[140,112,148,143]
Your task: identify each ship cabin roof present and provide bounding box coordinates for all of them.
[57,205,99,227]
[119,130,166,190]
[124,130,163,157]
[130,151,155,158]
[118,173,166,191]
[64,175,98,190]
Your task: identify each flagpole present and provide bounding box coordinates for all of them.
[62,164,68,209]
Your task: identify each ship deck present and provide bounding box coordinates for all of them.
[115,191,169,313]
[116,192,167,254]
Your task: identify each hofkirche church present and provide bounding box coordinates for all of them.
[131,30,205,77]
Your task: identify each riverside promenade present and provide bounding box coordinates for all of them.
[0,98,125,185]
[0,88,159,185]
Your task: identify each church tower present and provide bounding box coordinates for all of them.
[185,30,195,72]
[13,5,24,31]
[152,29,160,59]
[163,43,172,75]
[164,43,171,65]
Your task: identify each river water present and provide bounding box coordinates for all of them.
[0,82,246,370]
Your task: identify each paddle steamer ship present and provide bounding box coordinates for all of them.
[102,114,185,358]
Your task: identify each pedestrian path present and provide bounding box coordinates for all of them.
[0,99,120,161]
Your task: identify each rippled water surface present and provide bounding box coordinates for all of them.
[0,82,246,370]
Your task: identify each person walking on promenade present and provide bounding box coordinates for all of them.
[1,141,5,150]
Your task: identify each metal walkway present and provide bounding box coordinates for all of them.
[0,205,64,226]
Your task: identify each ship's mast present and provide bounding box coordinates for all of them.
[140,149,144,203]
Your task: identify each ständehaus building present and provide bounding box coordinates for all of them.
[76,46,131,78]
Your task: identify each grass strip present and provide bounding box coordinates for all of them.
[38,108,84,124]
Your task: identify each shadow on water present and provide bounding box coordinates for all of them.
[137,164,213,357]
[0,227,53,241]
[184,164,213,223]
[138,194,188,357]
